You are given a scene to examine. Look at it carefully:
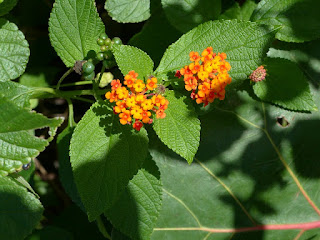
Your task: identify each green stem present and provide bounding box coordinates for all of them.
[70,96,94,104]
[56,67,74,90]
[96,216,111,240]
[92,65,106,103]
[31,87,105,99]
[66,98,76,127]
[54,80,93,88]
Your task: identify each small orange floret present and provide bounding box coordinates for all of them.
[124,76,135,87]
[105,90,118,103]
[116,87,129,100]
[189,51,200,62]
[156,109,166,119]
[114,100,126,113]
[141,99,154,110]
[128,70,138,78]
[133,120,143,131]
[119,109,132,125]
[131,106,143,120]
[111,79,122,90]
[133,79,146,93]
[147,77,157,91]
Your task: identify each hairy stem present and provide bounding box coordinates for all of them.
[56,67,74,90]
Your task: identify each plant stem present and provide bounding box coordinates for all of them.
[56,67,74,90]
[70,96,94,103]
[66,98,75,127]
[154,220,320,233]
[32,87,105,99]
[54,80,93,88]
[96,216,111,240]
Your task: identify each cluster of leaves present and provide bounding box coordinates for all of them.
[0,0,320,239]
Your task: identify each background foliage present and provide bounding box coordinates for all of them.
[0,0,319,239]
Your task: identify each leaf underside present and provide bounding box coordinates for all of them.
[105,0,150,23]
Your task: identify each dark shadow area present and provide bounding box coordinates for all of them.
[270,39,320,90]
[148,86,320,239]
[128,0,182,66]
[288,119,320,179]
[282,0,320,43]
[161,0,221,33]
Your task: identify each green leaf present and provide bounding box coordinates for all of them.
[0,97,63,176]
[150,89,320,239]
[129,5,181,67]
[219,0,257,21]
[49,0,105,67]
[70,102,149,221]
[253,58,317,111]
[0,176,43,240]
[267,38,320,86]
[0,18,29,81]
[0,0,18,16]
[0,81,32,108]
[112,45,154,78]
[155,20,276,85]
[251,0,320,43]
[105,0,150,23]
[105,156,162,240]
[153,90,200,164]
[161,0,221,33]
[57,126,84,211]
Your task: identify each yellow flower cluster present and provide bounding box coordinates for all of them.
[176,47,232,106]
[105,70,169,131]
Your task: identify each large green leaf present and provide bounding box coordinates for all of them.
[219,0,257,21]
[0,0,18,16]
[267,39,320,87]
[251,0,320,43]
[112,45,154,79]
[105,157,162,240]
[161,0,221,33]
[155,20,276,85]
[253,58,317,112]
[0,176,43,240]
[153,90,200,164]
[57,126,84,211]
[128,4,181,66]
[0,97,63,176]
[70,102,149,221]
[0,18,29,81]
[49,0,105,67]
[150,89,320,239]
[0,81,32,108]
[105,0,150,23]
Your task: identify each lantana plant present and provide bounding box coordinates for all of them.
[0,0,320,239]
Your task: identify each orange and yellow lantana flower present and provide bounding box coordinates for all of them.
[176,47,232,106]
[105,71,169,131]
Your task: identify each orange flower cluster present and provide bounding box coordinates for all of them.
[175,47,232,106]
[105,70,169,131]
